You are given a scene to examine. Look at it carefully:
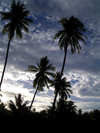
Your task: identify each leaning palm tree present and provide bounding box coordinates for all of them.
[50,72,72,115]
[0,0,33,89]
[26,56,55,111]
[8,93,29,115]
[53,16,87,78]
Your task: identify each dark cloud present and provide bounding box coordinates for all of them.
[79,85,100,97]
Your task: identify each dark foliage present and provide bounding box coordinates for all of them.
[0,96,100,122]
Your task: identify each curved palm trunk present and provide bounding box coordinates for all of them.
[51,90,58,116]
[0,37,11,90]
[60,48,67,79]
[29,87,38,111]
[51,48,67,116]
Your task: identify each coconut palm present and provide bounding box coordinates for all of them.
[53,16,87,78]
[8,93,29,115]
[66,100,77,113]
[0,0,33,89]
[50,72,72,115]
[26,56,55,111]
[56,98,77,118]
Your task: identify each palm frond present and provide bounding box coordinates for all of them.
[37,82,43,92]
[20,19,30,26]
[75,34,87,44]
[15,24,22,38]
[75,31,87,39]
[53,30,65,42]
[58,32,67,44]
[0,12,13,20]
[44,78,49,89]
[33,76,38,88]
[8,24,15,39]
[20,10,30,18]
[45,71,55,77]
[26,65,39,73]
[44,75,52,84]
[45,64,55,71]
[19,22,29,33]
[2,22,11,35]
[58,18,68,29]
[15,93,24,108]
[22,17,33,24]
[8,100,17,112]
[36,62,41,69]
[11,0,16,10]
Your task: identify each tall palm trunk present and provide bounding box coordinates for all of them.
[51,47,68,116]
[60,47,67,79]
[51,90,58,116]
[29,87,38,111]
[0,37,11,90]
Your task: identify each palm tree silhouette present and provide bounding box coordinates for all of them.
[8,93,29,115]
[66,100,77,113]
[0,0,33,89]
[53,16,87,78]
[56,98,77,118]
[50,72,72,115]
[26,56,55,111]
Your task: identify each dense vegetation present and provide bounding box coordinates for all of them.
[0,93,100,121]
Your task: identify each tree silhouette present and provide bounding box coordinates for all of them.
[78,109,82,115]
[26,56,55,111]
[90,109,100,120]
[66,100,77,113]
[0,99,7,116]
[53,16,87,78]
[0,0,33,89]
[8,93,29,116]
[56,98,77,119]
[50,72,72,115]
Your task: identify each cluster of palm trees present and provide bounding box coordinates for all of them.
[26,56,72,114]
[1,94,100,120]
[7,93,77,118]
[0,0,87,115]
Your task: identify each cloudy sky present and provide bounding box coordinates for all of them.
[0,0,100,112]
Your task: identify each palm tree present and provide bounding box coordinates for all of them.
[8,93,29,115]
[56,98,77,118]
[56,98,66,114]
[50,72,72,115]
[26,56,55,111]
[66,100,77,113]
[53,16,87,78]
[0,97,7,116]
[0,0,33,89]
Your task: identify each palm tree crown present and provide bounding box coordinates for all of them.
[27,56,55,91]
[0,0,33,39]
[8,93,29,115]
[53,16,87,54]
[50,72,72,115]
[56,98,77,115]
[51,72,72,99]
